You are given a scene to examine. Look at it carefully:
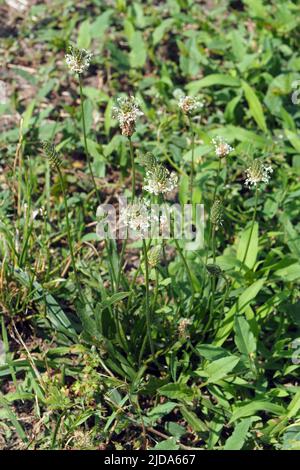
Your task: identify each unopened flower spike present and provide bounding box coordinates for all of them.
[112,95,143,137]
[138,152,157,172]
[148,245,162,269]
[121,199,151,236]
[212,136,234,158]
[245,159,273,188]
[206,264,222,277]
[41,141,62,169]
[65,45,92,74]
[211,199,223,230]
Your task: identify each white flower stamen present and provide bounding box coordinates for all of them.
[65,46,92,74]
[144,166,178,196]
[121,200,150,236]
[212,136,233,158]
[245,160,273,188]
[112,95,143,137]
[178,95,203,114]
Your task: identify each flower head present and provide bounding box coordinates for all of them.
[178,318,192,339]
[141,154,178,195]
[65,46,92,74]
[121,199,150,236]
[112,95,143,137]
[212,136,233,158]
[144,165,178,196]
[245,160,273,188]
[178,95,202,114]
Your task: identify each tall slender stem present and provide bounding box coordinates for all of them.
[79,77,118,290]
[212,159,221,204]
[152,268,159,314]
[212,226,216,264]
[15,117,24,221]
[143,239,154,356]
[116,137,136,289]
[207,226,217,333]
[205,159,221,266]
[127,239,151,311]
[57,167,82,299]
[201,159,222,299]
[174,238,195,303]
[189,116,195,203]
[239,186,258,272]
[78,76,101,204]
[221,187,259,319]
[128,137,135,203]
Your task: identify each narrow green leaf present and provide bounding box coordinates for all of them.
[158,383,194,402]
[242,80,267,132]
[224,418,251,450]
[77,20,91,49]
[187,74,240,93]
[204,356,240,384]
[0,394,28,443]
[147,402,177,421]
[215,279,265,346]
[237,222,259,269]
[285,129,300,153]
[234,315,256,356]
[101,292,129,309]
[153,18,174,45]
[180,406,208,432]
[129,31,147,68]
[154,437,180,450]
[230,401,285,423]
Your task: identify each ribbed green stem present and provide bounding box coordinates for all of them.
[152,268,159,314]
[127,239,151,311]
[174,238,195,303]
[79,77,117,290]
[128,137,135,203]
[116,137,136,288]
[57,167,82,299]
[223,187,259,315]
[143,239,154,356]
[189,116,195,203]
[239,186,258,273]
[201,159,222,299]
[208,226,217,333]
[207,159,221,259]
[78,76,101,204]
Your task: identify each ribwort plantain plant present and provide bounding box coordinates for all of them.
[4,4,297,450]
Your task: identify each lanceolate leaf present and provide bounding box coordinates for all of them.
[224,418,251,450]
[187,74,240,93]
[230,401,285,423]
[237,222,259,270]
[214,279,265,346]
[234,315,257,356]
[242,80,267,132]
[204,355,240,384]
